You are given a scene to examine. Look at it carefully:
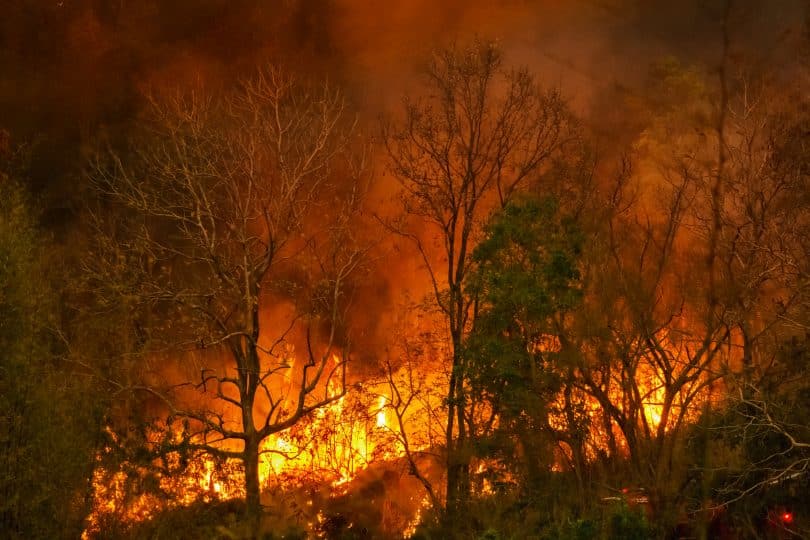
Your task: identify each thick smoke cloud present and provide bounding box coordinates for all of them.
[1,1,803,190]
[0,0,804,369]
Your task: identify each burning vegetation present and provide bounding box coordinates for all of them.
[1,1,810,539]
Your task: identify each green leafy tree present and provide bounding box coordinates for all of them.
[383,40,577,529]
[0,143,101,539]
[463,196,583,495]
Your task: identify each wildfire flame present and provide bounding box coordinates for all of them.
[84,340,711,538]
[84,369,401,537]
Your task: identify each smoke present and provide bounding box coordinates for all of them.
[0,0,805,369]
[2,1,803,185]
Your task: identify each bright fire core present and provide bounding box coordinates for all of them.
[84,344,708,538]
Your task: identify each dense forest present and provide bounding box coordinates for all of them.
[1,1,809,539]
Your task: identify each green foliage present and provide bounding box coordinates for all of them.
[553,518,597,540]
[463,196,582,480]
[465,196,582,384]
[0,173,101,538]
[607,503,653,540]
[477,528,501,540]
[410,485,656,540]
[97,500,253,540]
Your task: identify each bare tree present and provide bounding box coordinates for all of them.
[383,39,577,526]
[85,65,370,523]
[561,48,810,525]
[706,71,810,530]
[378,322,447,513]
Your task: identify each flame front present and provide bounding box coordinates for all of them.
[84,341,711,538]
[84,376,401,537]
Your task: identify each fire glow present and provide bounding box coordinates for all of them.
[84,344,709,537]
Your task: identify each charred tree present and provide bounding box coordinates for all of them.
[85,66,369,528]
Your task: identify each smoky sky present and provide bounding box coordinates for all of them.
[0,0,805,221]
[1,0,805,376]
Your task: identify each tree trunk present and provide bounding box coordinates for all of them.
[243,436,262,535]
[445,365,460,529]
[444,338,470,535]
